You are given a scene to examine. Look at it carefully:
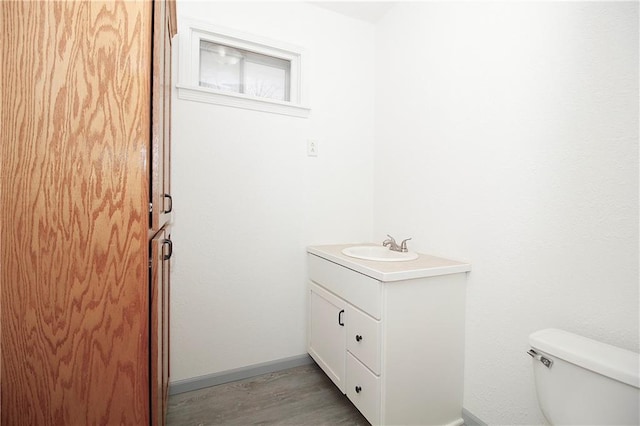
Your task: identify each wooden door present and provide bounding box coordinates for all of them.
[150,228,172,426]
[149,2,175,421]
[1,1,152,424]
[162,228,172,410]
[151,0,177,232]
[162,3,176,229]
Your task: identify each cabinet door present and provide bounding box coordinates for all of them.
[150,0,176,231]
[162,228,172,409]
[308,282,346,393]
[150,227,172,426]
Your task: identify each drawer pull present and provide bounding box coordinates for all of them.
[355,334,363,342]
[355,385,362,393]
[338,309,345,326]
[164,194,173,213]
[162,239,173,260]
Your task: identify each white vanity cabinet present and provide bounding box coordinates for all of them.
[307,245,471,426]
[308,283,347,391]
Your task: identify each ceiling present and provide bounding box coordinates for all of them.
[310,2,398,23]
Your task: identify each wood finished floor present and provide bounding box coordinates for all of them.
[166,363,370,425]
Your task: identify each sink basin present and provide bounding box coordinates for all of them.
[341,246,419,262]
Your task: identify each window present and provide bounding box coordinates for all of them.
[199,40,291,102]
[178,19,309,117]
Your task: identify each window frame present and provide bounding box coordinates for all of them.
[177,18,310,117]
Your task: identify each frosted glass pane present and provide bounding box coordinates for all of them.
[199,39,291,102]
[199,40,241,92]
[245,61,288,101]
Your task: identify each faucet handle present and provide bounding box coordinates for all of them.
[383,235,398,251]
[400,237,412,252]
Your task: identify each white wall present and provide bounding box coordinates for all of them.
[170,2,375,381]
[172,1,639,423]
[374,2,639,424]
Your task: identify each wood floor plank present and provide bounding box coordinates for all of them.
[167,363,370,425]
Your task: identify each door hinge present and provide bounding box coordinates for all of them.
[149,202,153,213]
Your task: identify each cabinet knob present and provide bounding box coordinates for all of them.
[355,386,362,393]
[355,334,363,342]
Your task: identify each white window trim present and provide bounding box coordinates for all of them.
[177,18,310,118]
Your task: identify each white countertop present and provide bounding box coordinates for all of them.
[307,244,471,282]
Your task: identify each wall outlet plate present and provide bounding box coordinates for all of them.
[307,139,318,157]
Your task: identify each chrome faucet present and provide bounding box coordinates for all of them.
[382,235,412,253]
[382,235,399,251]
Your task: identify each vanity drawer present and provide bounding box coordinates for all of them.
[346,352,381,425]
[347,304,381,374]
[308,254,382,319]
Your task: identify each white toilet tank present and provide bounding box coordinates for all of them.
[529,328,639,425]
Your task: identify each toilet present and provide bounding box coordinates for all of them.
[528,328,640,425]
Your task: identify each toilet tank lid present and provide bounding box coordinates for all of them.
[529,328,639,389]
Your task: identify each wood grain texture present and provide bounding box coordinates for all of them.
[161,228,171,420]
[1,1,152,424]
[150,1,176,422]
[167,0,177,40]
[150,229,165,426]
[150,226,172,426]
[151,0,172,232]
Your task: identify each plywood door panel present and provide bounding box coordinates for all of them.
[162,8,173,226]
[162,228,172,413]
[150,225,171,426]
[151,0,173,232]
[1,1,152,424]
[150,229,165,426]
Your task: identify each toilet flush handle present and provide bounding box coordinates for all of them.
[527,349,553,368]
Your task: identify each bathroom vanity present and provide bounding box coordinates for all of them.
[307,244,471,426]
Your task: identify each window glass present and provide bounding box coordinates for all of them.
[199,40,291,102]
[199,41,242,92]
